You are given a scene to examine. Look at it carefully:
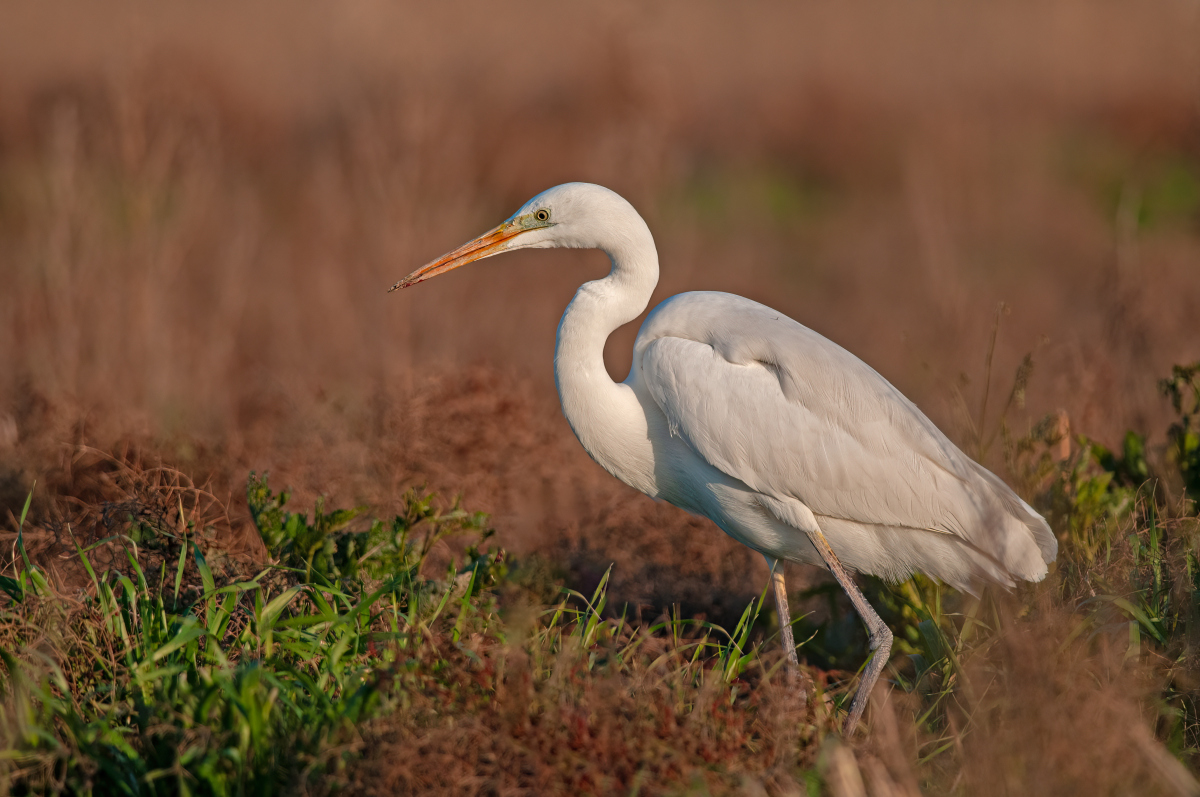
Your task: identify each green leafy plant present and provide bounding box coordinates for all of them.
[0,478,504,795]
[247,472,495,592]
[0,488,49,603]
[1161,362,1200,509]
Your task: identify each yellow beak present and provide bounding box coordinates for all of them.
[389,222,526,292]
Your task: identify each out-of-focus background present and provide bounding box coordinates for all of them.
[1,2,1199,789]
[4,1,1198,615]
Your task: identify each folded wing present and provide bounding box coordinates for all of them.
[634,292,1056,588]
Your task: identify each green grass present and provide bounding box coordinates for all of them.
[3,363,1200,795]
[0,476,829,795]
[0,475,511,795]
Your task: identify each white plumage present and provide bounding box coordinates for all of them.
[392,182,1057,733]
[635,291,1056,589]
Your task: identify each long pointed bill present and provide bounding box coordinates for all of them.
[389,222,525,292]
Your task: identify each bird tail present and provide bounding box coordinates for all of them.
[969,462,1058,582]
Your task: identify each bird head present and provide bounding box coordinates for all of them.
[389,182,645,291]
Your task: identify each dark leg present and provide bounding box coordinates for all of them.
[803,528,893,734]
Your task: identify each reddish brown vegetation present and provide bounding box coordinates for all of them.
[341,636,815,796]
[2,1,1200,793]
[955,608,1191,797]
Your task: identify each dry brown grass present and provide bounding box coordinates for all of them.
[952,608,1183,797]
[338,631,819,797]
[2,1,1200,793]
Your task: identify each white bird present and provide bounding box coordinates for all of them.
[391,182,1057,733]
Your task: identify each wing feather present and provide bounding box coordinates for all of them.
[634,292,1055,582]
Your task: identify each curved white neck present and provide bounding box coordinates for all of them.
[553,229,659,485]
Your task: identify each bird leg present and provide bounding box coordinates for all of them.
[804,527,893,735]
[767,557,801,684]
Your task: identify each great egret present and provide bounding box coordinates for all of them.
[391,182,1057,733]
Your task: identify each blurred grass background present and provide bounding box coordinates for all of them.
[1,2,1200,793]
[3,0,1198,613]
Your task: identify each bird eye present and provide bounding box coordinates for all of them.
[534,209,550,222]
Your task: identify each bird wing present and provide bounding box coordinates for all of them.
[634,291,1055,579]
